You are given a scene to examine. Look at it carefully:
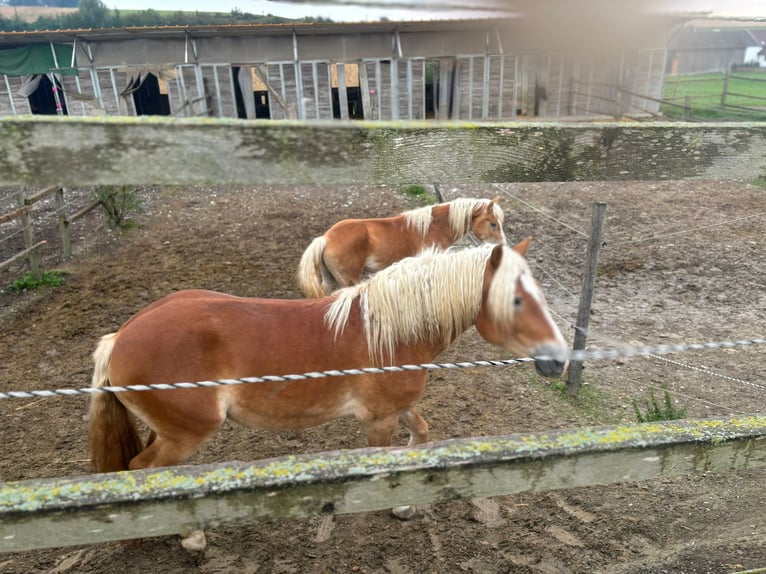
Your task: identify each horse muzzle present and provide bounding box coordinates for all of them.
[532,344,569,378]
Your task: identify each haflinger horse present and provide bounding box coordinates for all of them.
[297,196,506,298]
[88,238,567,552]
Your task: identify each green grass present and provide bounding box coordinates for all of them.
[400,184,437,204]
[662,71,766,121]
[7,270,67,293]
[527,371,620,425]
[632,387,687,423]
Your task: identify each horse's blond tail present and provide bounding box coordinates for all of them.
[297,236,329,298]
[88,333,143,473]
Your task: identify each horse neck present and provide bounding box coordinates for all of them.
[423,203,457,247]
[354,247,489,365]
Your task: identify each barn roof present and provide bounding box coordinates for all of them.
[669,27,760,50]
[0,18,503,47]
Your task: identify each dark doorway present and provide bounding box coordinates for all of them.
[331,86,364,119]
[132,73,170,116]
[232,66,247,119]
[28,74,67,116]
[254,91,270,118]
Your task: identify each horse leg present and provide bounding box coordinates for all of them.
[319,261,342,295]
[364,415,399,447]
[128,428,219,552]
[399,408,429,446]
[391,408,430,520]
[322,241,369,292]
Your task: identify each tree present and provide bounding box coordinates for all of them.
[77,0,110,28]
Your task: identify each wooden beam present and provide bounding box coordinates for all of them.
[0,203,33,224]
[2,117,764,186]
[1,415,765,553]
[0,240,46,272]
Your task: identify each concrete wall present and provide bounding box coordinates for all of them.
[0,118,763,187]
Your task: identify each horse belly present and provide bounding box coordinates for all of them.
[225,383,357,431]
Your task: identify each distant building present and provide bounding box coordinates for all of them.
[747,29,766,66]
[668,25,766,73]
[0,17,682,121]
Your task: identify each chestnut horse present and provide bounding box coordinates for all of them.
[88,239,566,551]
[297,196,506,298]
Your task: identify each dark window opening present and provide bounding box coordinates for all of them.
[254,90,270,118]
[132,73,170,116]
[425,59,439,119]
[331,86,364,119]
[28,75,67,116]
[425,84,436,119]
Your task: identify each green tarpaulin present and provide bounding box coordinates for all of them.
[0,44,77,76]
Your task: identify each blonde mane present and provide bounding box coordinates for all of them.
[325,244,527,365]
[401,203,434,237]
[447,198,504,240]
[401,198,505,240]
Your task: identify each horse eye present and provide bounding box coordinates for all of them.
[513,296,522,307]
[490,222,497,229]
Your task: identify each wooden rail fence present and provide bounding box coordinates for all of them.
[0,186,101,278]
[2,415,765,552]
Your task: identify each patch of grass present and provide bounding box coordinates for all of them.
[662,72,766,121]
[632,387,687,423]
[526,370,619,425]
[7,270,67,293]
[400,184,437,204]
[546,377,618,424]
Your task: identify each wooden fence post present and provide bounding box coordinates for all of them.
[567,202,606,398]
[15,189,42,280]
[54,187,71,258]
[721,70,730,107]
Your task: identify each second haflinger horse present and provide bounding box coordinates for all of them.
[297,196,506,298]
[88,238,567,552]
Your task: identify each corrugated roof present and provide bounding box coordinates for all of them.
[0,18,505,46]
[668,27,758,49]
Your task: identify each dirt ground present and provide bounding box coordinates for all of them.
[0,180,764,574]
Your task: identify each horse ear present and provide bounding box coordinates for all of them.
[512,236,532,257]
[486,195,500,212]
[489,243,504,269]
[491,195,500,204]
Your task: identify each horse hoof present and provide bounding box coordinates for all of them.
[392,505,416,520]
[180,530,207,552]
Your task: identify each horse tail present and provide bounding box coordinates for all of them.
[297,235,329,298]
[88,332,144,473]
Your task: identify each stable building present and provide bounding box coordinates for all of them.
[0,16,683,121]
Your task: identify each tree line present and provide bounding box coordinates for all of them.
[0,0,330,32]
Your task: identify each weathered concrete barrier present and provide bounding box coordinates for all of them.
[1,116,764,186]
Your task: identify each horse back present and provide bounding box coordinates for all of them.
[325,215,424,272]
[112,292,341,381]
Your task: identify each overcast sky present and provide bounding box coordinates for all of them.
[108,0,766,22]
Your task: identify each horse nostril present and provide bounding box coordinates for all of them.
[532,345,569,378]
